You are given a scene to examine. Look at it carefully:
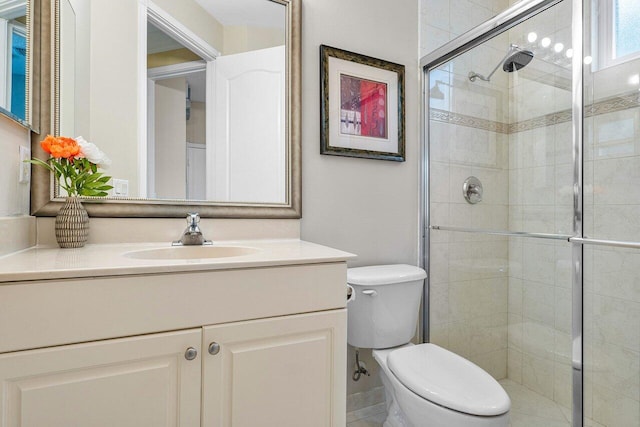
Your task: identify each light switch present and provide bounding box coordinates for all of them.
[19,145,31,184]
[113,179,129,197]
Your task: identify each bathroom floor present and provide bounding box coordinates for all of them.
[346,379,605,427]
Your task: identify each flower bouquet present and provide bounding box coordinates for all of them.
[29,135,113,197]
[28,135,113,248]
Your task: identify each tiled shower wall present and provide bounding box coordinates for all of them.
[505,1,575,409]
[582,57,640,424]
[424,0,514,381]
[426,1,639,425]
[428,32,511,379]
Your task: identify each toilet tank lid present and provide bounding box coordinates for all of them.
[347,264,426,286]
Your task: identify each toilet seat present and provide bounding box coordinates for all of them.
[387,343,510,417]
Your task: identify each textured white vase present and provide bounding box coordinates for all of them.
[55,196,89,248]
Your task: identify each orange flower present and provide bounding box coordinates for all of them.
[40,135,80,159]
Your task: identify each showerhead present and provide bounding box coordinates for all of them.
[502,48,534,72]
[468,44,534,82]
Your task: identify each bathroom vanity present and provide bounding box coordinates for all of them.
[0,240,354,427]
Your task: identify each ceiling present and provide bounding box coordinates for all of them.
[195,0,285,29]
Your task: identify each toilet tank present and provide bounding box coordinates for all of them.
[347,265,427,349]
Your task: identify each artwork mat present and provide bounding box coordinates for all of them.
[330,58,398,152]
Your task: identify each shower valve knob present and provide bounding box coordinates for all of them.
[463,176,483,204]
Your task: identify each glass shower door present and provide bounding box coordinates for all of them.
[582,1,640,425]
[426,1,577,425]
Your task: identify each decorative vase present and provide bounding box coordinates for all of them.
[55,196,89,248]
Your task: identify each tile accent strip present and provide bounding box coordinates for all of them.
[508,109,573,133]
[430,91,640,134]
[430,109,510,134]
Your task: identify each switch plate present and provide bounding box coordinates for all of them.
[18,146,31,184]
[113,179,129,197]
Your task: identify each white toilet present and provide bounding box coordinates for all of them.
[347,264,510,427]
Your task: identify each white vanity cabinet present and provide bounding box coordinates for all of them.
[202,310,346,427]
[0,249,351,427]
[0,329,203,427]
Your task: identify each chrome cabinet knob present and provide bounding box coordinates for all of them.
[184,347,198,360]
[208,342,221,355]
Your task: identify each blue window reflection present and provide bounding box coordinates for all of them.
[615,0,640,59]
[10,30,26,121]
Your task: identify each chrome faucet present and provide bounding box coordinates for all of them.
[172,213,212,246]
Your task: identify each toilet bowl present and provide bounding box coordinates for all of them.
[374,344,510,427]
[347,264,510,427]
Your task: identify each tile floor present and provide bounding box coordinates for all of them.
[346,379,605,427]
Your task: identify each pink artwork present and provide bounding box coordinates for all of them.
[340,74,388,139]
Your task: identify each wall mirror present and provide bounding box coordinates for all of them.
[31,0,300,218]
[0,0,31,128]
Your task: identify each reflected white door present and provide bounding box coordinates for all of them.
[211,45,285,203]
[154,77,187,199]
[187,142,206,200]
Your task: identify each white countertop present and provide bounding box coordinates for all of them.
[0,239,356,283]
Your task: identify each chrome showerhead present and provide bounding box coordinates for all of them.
[502,48,534,72]
[468,44,534,82]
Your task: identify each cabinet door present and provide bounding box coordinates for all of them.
[0,329,201,427]
[203,309,347,427]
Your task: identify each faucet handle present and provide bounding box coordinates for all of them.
[186,212,200,226]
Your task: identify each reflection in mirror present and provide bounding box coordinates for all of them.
[0,0,28,124]
[58,0,287,204]
[146,21,208,200]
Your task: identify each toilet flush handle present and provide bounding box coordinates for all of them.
[362,289,377,297]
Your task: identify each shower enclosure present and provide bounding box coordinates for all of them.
[422,0,639,426]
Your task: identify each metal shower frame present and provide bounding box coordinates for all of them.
[419,0,584,425]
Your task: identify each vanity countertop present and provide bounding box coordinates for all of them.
[0,239,356,283]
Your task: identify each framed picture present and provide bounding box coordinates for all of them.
[320,45,405,162]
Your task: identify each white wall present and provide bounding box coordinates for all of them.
[61,0,91,138]
[300,0,420,398]
[223,26,284,55]
[153,0,224,53]
[87,0,140,195]
[0,114,35,256]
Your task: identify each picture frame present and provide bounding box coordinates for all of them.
[320,45,405,162]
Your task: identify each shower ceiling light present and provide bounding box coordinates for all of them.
[566,48,573,58]
[554,42,564,53]
[584,56,593,65]
[527,32,537,43]
[541,37,551,48]
[629,74,640,85]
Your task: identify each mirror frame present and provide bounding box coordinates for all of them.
[30,0,301,218]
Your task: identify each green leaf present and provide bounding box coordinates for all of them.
[25,158,55,173]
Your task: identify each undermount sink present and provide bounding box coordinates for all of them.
[124,245,261,260]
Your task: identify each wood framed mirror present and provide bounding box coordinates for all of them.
[30,0,300,218]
